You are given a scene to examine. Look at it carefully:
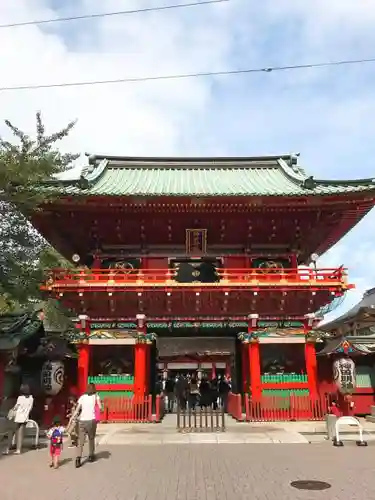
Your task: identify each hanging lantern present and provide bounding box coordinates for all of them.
[333,357,356,395]
[41,360,65,396]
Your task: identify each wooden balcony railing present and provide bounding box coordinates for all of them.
[42,267,350,291]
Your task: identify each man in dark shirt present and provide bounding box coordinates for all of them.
[165,376,175,413]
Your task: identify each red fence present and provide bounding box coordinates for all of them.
[102,395,152,422]
[228,393,328,422]
[228,393,243,421]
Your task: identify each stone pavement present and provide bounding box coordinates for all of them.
[0,442,375,500]
[93,414,375,445]
[2,414,375,446]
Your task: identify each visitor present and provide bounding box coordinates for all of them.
[66,396,79,447]
[75,383,102,468]
[164,375,175,413]
[219,376,231,412]
[199,374,211,408]
[46,416,65,469]
[210,377,219,410]
[3,384,34,455]
[175,375,188,410]
[188,377,200,411]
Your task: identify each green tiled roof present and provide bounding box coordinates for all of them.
[0,312,43,350]
[43,154,375,197]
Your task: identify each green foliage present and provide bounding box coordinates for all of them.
[0,112,78,208]
[0,112,77,327]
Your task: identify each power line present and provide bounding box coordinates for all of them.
[0,0,229,29]
[1,57,374,93]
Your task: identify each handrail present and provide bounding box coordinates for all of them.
[43,267,348,289]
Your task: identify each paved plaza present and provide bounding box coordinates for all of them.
[0,442,374,500]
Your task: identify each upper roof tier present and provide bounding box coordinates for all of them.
[44,154,375,198]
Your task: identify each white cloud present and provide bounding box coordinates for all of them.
[1,0,375,320]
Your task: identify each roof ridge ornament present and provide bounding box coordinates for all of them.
[301,175,317,190]
[77,175,90,190]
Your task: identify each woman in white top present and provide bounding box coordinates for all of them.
[75,383,101,468]
[3,384,34,455]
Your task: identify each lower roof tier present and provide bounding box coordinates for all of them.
[49,289,346,319]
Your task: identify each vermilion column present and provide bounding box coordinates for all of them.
[78,344,90,395]
[248,313,261,400]
[305,341,318,399]
[77,315,90,395]
[304,314,318,399]
[134,314,148,396]
[249,341,262,400]
[134,344,147,395]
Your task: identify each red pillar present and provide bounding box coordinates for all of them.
[77,315,90,395]
[305,341,318,399]
[304,315,318,399]
[249,341,262,401]
[77,344,90,396]
[135,314,148,396]
[134,344,147,395]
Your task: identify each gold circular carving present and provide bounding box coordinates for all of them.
[258,261,283,274]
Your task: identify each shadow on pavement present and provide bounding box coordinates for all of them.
[95,450,111,461]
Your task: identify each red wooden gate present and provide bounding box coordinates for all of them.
[244,393,328,421]
[102,395,152,422]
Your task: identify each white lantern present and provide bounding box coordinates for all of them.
[41,361,65,396]
[333,357,356,394]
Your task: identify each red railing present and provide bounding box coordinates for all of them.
[43,267,349,290]
[244,393,328,422]
[228,392,243,421]
[102,395,152,422]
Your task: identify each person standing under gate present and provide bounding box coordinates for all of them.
[165,375,175,413]
[75,384,102,468]
[210,377,219,410]
[219,376,230,412]
[188,377,200,411]
[175,375,188,410]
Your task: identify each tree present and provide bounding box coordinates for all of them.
[0,112,78,326]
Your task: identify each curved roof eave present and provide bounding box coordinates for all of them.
[321,288,375,331]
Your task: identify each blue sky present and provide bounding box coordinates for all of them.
[1,0,375,321]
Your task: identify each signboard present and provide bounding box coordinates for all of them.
[91,322,137,330]
[257,320,304,329]
[90,320,304,330]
